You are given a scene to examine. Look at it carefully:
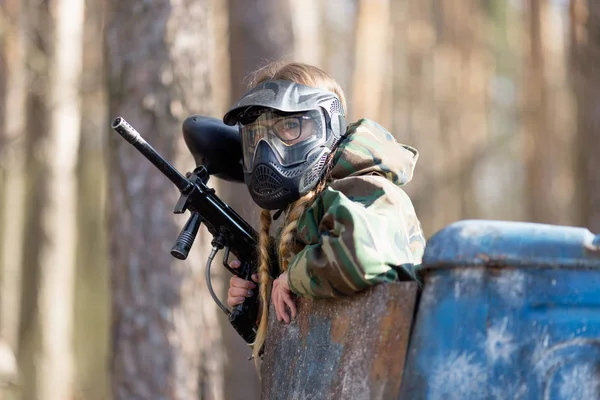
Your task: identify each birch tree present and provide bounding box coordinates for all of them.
[72,0,110,397]
[0,6,27,388]
[10,0,85,398]
[37,0,84,397]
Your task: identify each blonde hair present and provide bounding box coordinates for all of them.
[250,61,346,363]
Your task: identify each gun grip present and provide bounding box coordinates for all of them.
[228,262,259,344]
[229,295,259,344]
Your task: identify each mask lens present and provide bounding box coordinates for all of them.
[273,117,302,141]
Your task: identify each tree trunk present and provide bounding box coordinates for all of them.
[289,0,322,67]
[524,0,576,225]
[72,0,110,398]
[0,1,6,274]
[12,0,84,398]
[106,1,226,398]
[352,0,391,126]
[36,0,85,396]
[482,0,528,223]
[0,5,6,148]
[17,1,56,398]
[570,0,600,232]
[0,0,27,362]
[0,0,25,392]
[318,1,358,113]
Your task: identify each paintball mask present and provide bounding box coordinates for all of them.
[223,80,346,210]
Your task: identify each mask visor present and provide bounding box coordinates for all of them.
[239,109,326,172]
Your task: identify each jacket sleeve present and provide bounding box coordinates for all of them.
[286,174,425,299]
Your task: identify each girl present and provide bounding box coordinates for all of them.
[224,61,425,362]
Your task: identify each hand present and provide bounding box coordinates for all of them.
[272,272,297,324]
[227,260,259,307]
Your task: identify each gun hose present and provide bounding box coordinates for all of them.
[206,247,231,316]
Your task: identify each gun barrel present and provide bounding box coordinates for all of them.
[112,117,191,192]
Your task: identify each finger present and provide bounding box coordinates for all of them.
[279,299,290,324]
[251,274,259,282]
[228,287,253,298]
[230,260,241,269]
[236,286,254,298]
[277,290,290,323]
[227,296,245,307]
[272,280,285,322]
[272,288,282,322]
[230,276,256,290]
[282,293,297,319]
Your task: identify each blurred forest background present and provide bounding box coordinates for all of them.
[0,0,598,399]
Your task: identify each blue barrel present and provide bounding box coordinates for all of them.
[399,220,600,400]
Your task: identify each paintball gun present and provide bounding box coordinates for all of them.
[111,115,258,344]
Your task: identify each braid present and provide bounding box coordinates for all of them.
[278,192,316,271]
[252,187,323,362]
[252,208,273,363]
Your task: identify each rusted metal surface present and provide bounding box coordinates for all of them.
[261,282,418,400]
[400,220,600,399]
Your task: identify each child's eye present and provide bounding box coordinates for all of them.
[283,120,299,130]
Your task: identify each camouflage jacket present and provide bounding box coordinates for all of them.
[287,119,426,298]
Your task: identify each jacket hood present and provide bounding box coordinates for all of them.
[329,119,418,186]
